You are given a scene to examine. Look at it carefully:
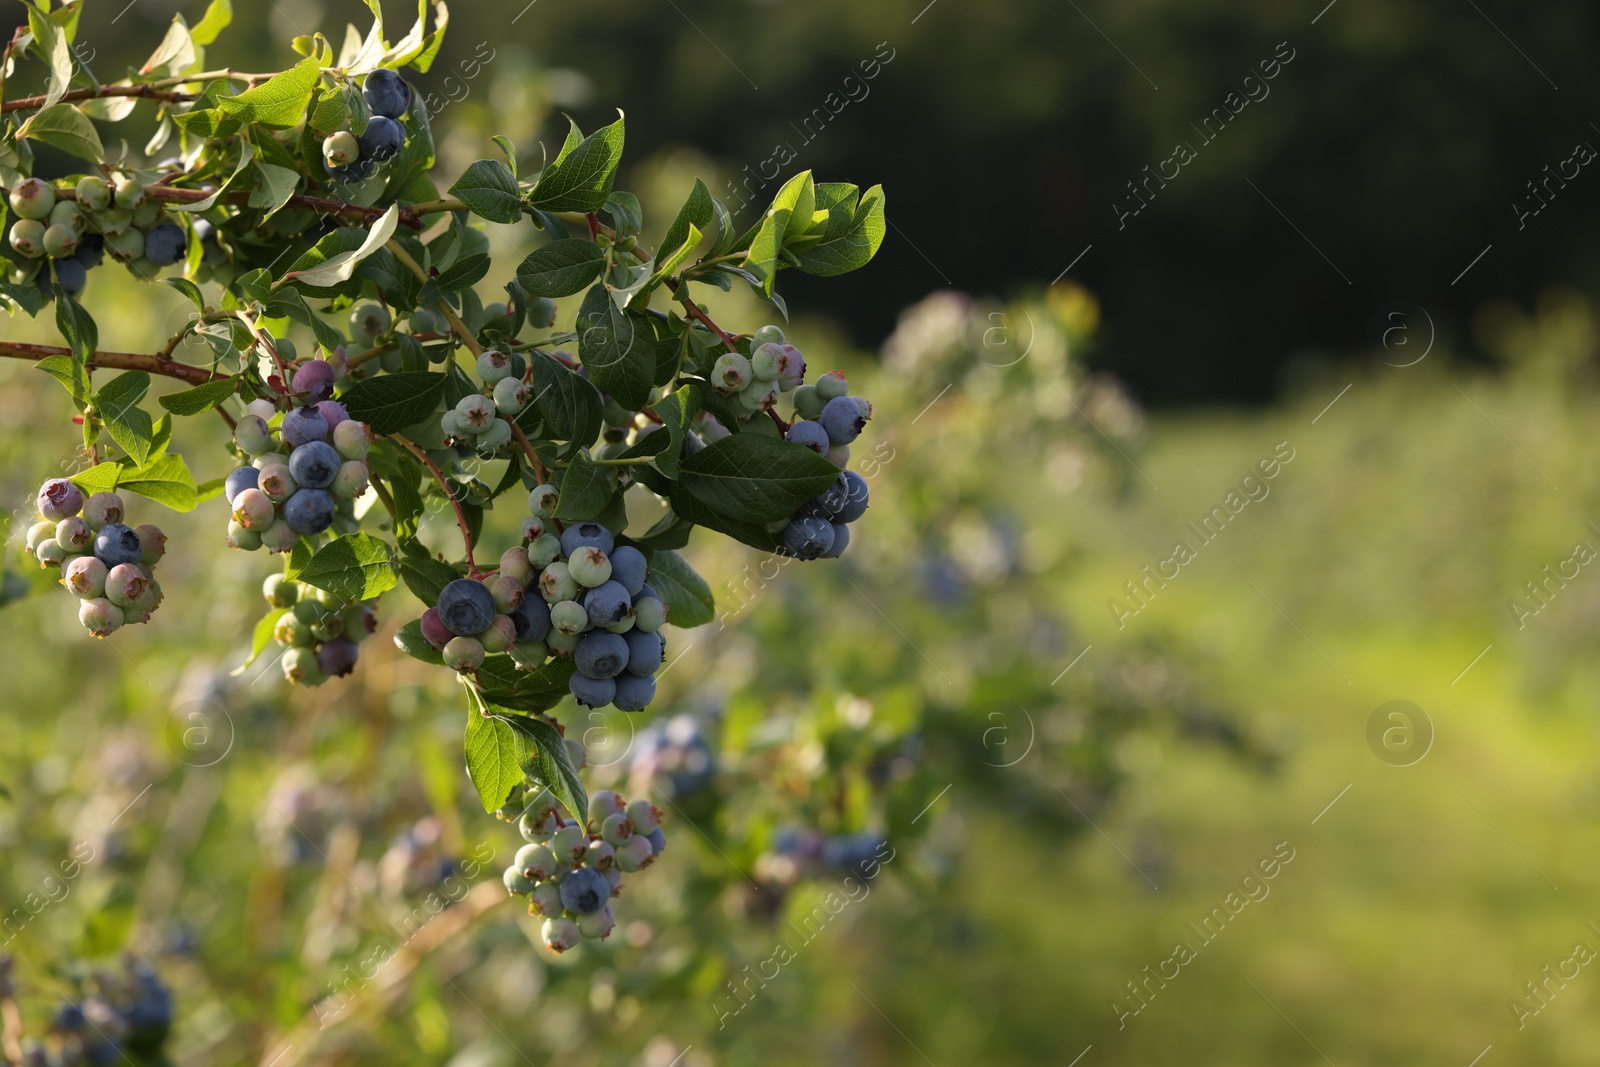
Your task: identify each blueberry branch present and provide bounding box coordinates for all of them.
[391,431,478,575]
[2,183,427,230]
[0,340,227,386]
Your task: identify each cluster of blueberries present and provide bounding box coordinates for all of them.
[321,69,412,184]
[224,357,375,551]
[627,713,716,800]
[711,324,808,419]
[263,573,378,687]
[27,481,168,638]
[438,346,533,454]
[756,826,889,887]
[500,786,666,952]
[7,174,191,299]
[781,369,872,559]
[1,954,173,1067]
[418,503,669,712]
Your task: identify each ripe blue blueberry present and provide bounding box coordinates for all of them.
[623,629,663,676]
[646,827,666,856]
[288,441,341,488]
[143,222,186,266]
[820,522,850,558]
[512,596,552,643]
[836,470,870,523]
[813,473,850,516]
[284,488,335,535]
[53,257,87,297]
[93,523,144,568]
[785,420,830,455]
[781,516,834,560]
[358,115,405,162]
[612,671,656,712]
[560,521,614,557]
[569,672,616,708]
[606,546,648,596]
[282,406,329,447]
[224,466,260,504]
[575,631,629,679]
[585,581,632,629]
[438,578,497,636]
[316,399,350,433]
[818,395,871,446]
[362,69,412,118]
[559,867,609,915]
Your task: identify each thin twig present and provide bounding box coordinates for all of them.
[392,432,477,574]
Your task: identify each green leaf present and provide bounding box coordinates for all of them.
[248,162,301,218]
[394,619,446,665]
[68,462,123,498]
[528,114,625,213]
[118,453,200,511]
[190,0,233,46]
[648,549,715,628]
[1,282,46,317]
[554,452,613,520]
[497,712,587,823]
[216,56,322,128]
[141,16,195,76]
[17,105,104,163]
[231,608,286,675]
[52,294,96,405]
[575,285,655,411]
[97,371,155,468]
[792,183,887,277]
[661,179,715,264]
[26,6,71,110]
[434,252,490,291]
[678,433,842,524]
[775,171,818,246]
[476,654,575,714]
[162,277,207,315]
[411,0,450,71]
[625,382,700,478]
[603,191,643,237]
[398,554,459,606]
[530,351,603,453]
[298,533,398,602]
[341,371,446,433]
[448,159,522,223]
[281,205,400,288]
[158,378,237,416]
[309,89,351,132]
[742,208,788,298]
[464,709,524,813]
[171,139,254,213]
[35,354,88,406]
[515,239,606,298]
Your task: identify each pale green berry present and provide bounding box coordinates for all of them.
[529,882,564,918]
[541,916,580,953]
[62,555,107,599]
[9,219,46,258]
[330,460,369,499]
[323,130,359,168]
[575,904,615,940]
[476,349,512,384]
[528,483,559,516]
[549,823,587,863]
[283,645,326,686]
[264,573,300,608]
[274,612,313,647]
[713,352,752,393]
[750,342,785,381]
[443,635,485,672]
[49,201,87,235]
[9,178,55,220]
[104,563,150,609]
[26,520,56,551]
[528,533,561,568]
[258,464,297,502]
[261,520,302,554]
[503,866,536,895]
[546,628,579,655]
[499,546,532,584]
[41,223,77,258]
[493,376,530,415]
[78,597,123,637]
[634,597,666,633]
[75,175,111,211]
[131,200,161,228]
[227,519,263,550]
[55,516,92,553]
[480,614,517,653]
[615,833,655,872]
[332,419,373,460]
[489,575,524,614]
[113,177,145,209]
[604,612,635,635]
[515,843,558,881]
[792,384,825,420]
[234,414,275,456]
[550,599,588,636]
[586,839,616,871]
[567,546,611,588]
[751,324,785,348]
[475,418,512,452]
[540,562,579,604]
[97,206,132,235]
[456,393,494,431]
[601,812,634,846]
[34,538,66,566]
[626,799,660,834]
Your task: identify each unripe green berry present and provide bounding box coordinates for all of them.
[528,483,559,516]
[283,645,326,686]
[489,575,525,614]
[493,376,530,415]
[550,599,588,636]
[567,546,612,589]
[751,324,785,348]
[540,561,579,604]
[503,866,536,895]
[232,487,275,529]
[49,201,87,235]
[9,178,55,220]
[9,219,46,258]
[527,296,557,329]
[750,342,785,381]
[332,419,373,460]
[528,533,562,568]
[480,614,517,653]
[134,523,166,563]
[104,563,150,609]
[546,628,580,655]
[75,176,111,211]
[586,839,617,871]
[62,555,107,599]
[615,832,655,872]
[713,351,752,393]
[227,520,263,551]
[601,812,634,846]
[55,516,92,553]
[82,492,124,529]
[274,612,314,647]
[529,881,564,918]
[131,200,161,228]
[626,799,661,834]
[587,789,625,826]
[78,597,123,637]
[634,597,666,633]
[323,130,359,168]
[349,303,391,340]
[264,573,300,608]
[815,370,849,401]
[499,546,533,584]
[41,223,77,258]
[330,459,369,499]
[26,521,56,551]
[258,465,297,503]
[234,414,274,456]
[476,349,512,384]
[443,635,485,672]
[604,613,636,634]
[515,843,558,881]
[475,418,512,452]
[104,228,144,261]
[541,916,580,953]
[34,538,66,566]
[113,177,145,209]
[97,206,132,235]
[260,519,302,554]
[549,823,587,864]
[575,904,615,940]
[792,384,825,420]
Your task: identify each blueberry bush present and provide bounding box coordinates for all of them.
[0,1,887,952]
